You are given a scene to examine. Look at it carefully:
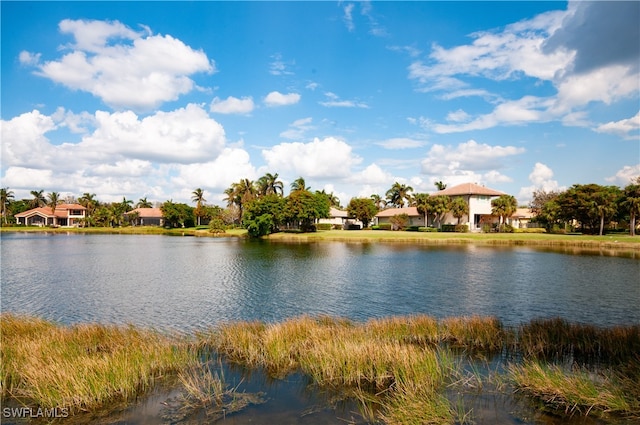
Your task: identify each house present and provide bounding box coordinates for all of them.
[431,182,504,231]
[318,207,364,229]
[508,208,536,229]
[124,207,165,226]
[15,203,87,227]
[375,207,425,228]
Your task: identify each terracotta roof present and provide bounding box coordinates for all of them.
[15,204,86,218]
[375,207,421,217]
[513,207,534,218]
[125,207,163,218]
[432,182,504,197]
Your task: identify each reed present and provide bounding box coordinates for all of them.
[515,318,640,364]
[439,316,505,352]
[1,314,193,414]
[509,360,640,417]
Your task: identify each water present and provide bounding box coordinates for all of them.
[2,233,638,330]
[2,232,639,425]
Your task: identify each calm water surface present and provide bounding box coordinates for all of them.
[2,232,638,329]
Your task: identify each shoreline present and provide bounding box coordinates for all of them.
[2,226,640,250]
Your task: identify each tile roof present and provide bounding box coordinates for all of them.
[125,207,163,218]
[15,204,86,218]
[432,182,504,197]
[375,207,421,217]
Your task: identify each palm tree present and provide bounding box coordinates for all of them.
[257,173,284,196]
[414,193,430,225]
[370,194,386,210]
[428,195,451,228]
[224,179,256,223]
[78,193,98,227]
[491,195,518,232]
[316,189,340,207]
[30,190,46,208]
[434,181,447,191]
[136,197,153,208]
[385,182,413,208]
[191,188,206,226]
[622,179,640,236]
[47,192,61,226]
[1,187,15,225]
[119,197,134,213]
[290,177,310,192]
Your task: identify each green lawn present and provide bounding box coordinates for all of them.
[2,226,639,250]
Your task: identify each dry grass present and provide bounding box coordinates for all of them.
[1,314,193,414]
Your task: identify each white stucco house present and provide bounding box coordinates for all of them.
[431,182,504,231]
[375,207,425,228]
[124,207,165,226]
[317,207,363,229]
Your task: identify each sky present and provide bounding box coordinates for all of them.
[1,1,639,207]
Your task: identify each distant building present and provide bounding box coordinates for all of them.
[15,204,87,227]
[431,182,505,231]
[375,207,424,228]
[124,207,165,226]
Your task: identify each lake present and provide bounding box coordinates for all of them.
[1,232,639,425]
[2,232,638,330]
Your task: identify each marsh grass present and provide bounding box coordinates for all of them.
[509,361,640,417]
[1,314,193,414]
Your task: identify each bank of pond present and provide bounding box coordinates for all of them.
[2,314,639,424]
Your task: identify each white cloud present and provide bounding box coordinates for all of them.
[421,139,525,175]
[18,51,41,66]
[596,111,640,139]
[1,110,58,169]
[517,162,563,202]
[210,96,255,114]
[262,137,362,179]
[319,92,369,108]
[343,3,355,32]
[606,164,640,186]
[376,138,425,150]
[28,19,214,110]
[83,104,226,163]
[280,117,314,139]
[264,91,301,107]
[269,53,294,76]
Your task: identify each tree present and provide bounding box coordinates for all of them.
[290,177,310,192]
[285,190,330,232]
[242,194,287,237]
[161,201,195,228]
[136,197,153,208]
[413,193,431,226]
[385,182,413,208]
[224,179,256,224]
[529,189,562,231]
[370,194,386,210]
[434,181,447,191]
[316,189,341,208]
[347,197,378,228]
[78,193,98,227]
[191,188,206,226]
[389,213,409,231]
[557,184,619,234]
[592,186,621,236]
[1,187,15,225]
[491,195,518,232]
[621,178,640,236]
[47,192,61,226]
[30,190,46,208]
[256,173,284,197]
[450,197,469,224]
[427,195,451,228]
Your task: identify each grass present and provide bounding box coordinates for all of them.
[3,313,639,423]
[1,314,194,414]
[0,225,248,238]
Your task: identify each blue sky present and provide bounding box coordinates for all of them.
[2,1,639,207]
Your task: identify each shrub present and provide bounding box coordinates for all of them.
[316,223,332,231]
[454,224,468,233]
[345,224,362,230]
[405,226,420,232]
[418,227,438,232]
[440,224,456,232]
[373,223,392,231]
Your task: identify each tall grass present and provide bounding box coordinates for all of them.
[1,314,193,414]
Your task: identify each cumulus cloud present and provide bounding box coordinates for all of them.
[210,96,255,114]
[1,110,58,169]
[606,164,640,186]
[596,111,640,139]
[264,91,301,107]
[269,53,294,76]
[517,162,563,202]
[262,137,362,179]
[420,139,525,175]
[410,2,639,135]
[24,19,214,110]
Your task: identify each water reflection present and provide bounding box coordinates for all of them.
[1,233,639,331]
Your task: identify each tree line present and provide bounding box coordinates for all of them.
[1,175,639,236]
